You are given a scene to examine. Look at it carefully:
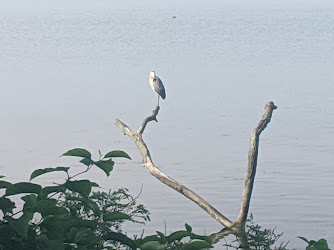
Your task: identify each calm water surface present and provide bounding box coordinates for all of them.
[1,0,334,248]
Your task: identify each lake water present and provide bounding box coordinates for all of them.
[1,0,334,248]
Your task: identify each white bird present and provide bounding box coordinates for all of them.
[149,71,166,106]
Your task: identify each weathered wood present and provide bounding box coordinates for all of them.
[236,101,277,223]
[115,108,233,228]
[137,106,160,135]
[210,228,235,244]
[115,101,277,234]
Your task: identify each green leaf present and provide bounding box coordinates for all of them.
[0,175,5,179]
[298,236,309,243]
[80,158,95,166]
[22,194,37,211]
[74,228,91,243]
[0,180,12,189]
[7,211,34,237]
[68,217,97,229]
[69,227,79,241]
[182,240,212,249]
[72,228,101,246]
[103,211,131,221]
[30,167,70,181]
[136,235,161,245]
[104,150,132,160]
[94,159,115,176]
[62,148,92,158]
[156,231,166,242]
[64,180,97,198]
[40,239,65,250]
[315,239,329,247]
[166,230,191,243]
[185,223,192,233]
[36,199,69,216]
[38,185,63,199]
[309,240,317,246]
[90,182,99,187]
[65,196,100,216]
[86,203,100,217]
[35,199,56,214]
[41,216,97,241]
[139,241,165,250]
[0,197,16,214]
[305,238,330,249]
[103,231,137,249]
[69,206,77,217]
[40,216,67,240]
[35,234,60,249]
[5,182,42,196]
[190,233,212,244]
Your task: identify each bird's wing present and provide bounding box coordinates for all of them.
[153,77,166,99]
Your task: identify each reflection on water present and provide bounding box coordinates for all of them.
[0,0,334,248]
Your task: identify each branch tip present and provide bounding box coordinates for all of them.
[266,101,277,110]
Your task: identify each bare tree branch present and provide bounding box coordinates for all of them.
[115,107,233,228]
[236,101,277,223]
[210,227,248,249]
[137,106,160,135]
[210,228,235,244]
[115,101,277,235]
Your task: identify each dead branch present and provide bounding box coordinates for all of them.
[210,228,235,244]
[115,107,233,228]
[236,101,277,223]
[115,101,277,240]
[210,227,248,249]
[137,106,160,135]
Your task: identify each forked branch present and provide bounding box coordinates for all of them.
[115,106,233,228]
[115,101,277,234]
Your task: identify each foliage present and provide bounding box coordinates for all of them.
[223,214,288,250]
[135,223,213,249]
[59,189,150,239]
[298,236,331,250]
[0,148,212,250]
[244,214,288,250]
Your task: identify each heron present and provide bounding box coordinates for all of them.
[149,71,166,106]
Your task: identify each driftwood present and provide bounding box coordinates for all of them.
[115,101,277,240]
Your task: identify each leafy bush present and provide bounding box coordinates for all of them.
[244,214,288,250]
[135,223,212,250]
[0,148,212,250]
[298,236,331,250]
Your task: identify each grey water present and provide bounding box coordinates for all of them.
[1,0,334,248]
